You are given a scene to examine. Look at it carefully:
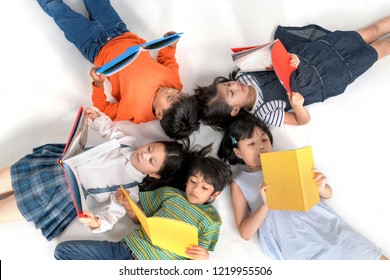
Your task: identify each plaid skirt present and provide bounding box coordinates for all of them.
[11,144,77,241]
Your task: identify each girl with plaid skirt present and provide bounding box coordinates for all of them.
[54,152,232,260]
[0,107,192,240]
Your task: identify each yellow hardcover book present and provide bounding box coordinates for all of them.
[260,146,320,211]
[120,186,198,258]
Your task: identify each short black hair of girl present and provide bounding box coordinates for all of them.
[217,111,273,165]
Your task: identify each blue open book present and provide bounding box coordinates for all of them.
[96,32,183,76]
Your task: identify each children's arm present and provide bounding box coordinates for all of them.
[185,246,209,260]
[156,32,180,71]
[283,92,311,125]
[231,181,268,241]
[90,67,120,120]
[86,107,136,147]
[313,168,333,199]
[87,193,128,233]
[90,66,105,87]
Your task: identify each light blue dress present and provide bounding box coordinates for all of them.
[233,170,382,260]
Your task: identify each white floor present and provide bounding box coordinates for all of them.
[1,0,390,277]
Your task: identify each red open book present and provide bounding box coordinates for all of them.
[57,107,88,218]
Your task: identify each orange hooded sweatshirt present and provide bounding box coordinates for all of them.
[93,32,183,123]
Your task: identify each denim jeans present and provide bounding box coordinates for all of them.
[54,239,134,260]
[36,0,129,62]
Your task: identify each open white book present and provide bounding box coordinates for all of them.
[231,40,276,72]
[231,39,297,93]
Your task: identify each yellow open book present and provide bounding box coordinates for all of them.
[120,186,198,258]
[260,146,320,211]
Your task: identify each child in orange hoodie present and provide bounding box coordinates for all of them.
[36,0,199,140]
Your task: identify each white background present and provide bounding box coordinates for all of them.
[1,0,389,279]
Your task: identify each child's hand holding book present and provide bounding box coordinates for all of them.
[313,168,333,199]
[163,31,180,48]
[114,188,139,224]
[185,245,209,260]
[78,211,100,229]
[258,183,269,209]
[90,67,106,87]
[85,107,100,121]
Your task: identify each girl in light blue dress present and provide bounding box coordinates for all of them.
[218,111,387,260]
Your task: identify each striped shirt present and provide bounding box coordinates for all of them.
[123,187,221,260]
[236,72,286,127]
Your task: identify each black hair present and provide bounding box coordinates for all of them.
[217,111,273,165]
[139,140,187,191]
[139,141,212,192]
[194,71,238,131]
[160,94,200,140]
[187,155,232,194]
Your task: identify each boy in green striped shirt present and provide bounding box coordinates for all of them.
[54,155,232,260]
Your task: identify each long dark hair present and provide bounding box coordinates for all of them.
[139,141,214,192]
[194,71,239,131]
[139,140,187,191]
[218,111,273,165]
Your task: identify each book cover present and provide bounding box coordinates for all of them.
[271,40,296,94]
[231,39,296,93]
[96,32,183,76]
[120,186,198,258]
[58,106,88,217]
[260,146,320,211]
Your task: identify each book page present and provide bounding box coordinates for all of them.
[62,162,87,215]
[64,139,121,167]
[61,138,120,217]
[148,217,198,258]
[232,40,276,72]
